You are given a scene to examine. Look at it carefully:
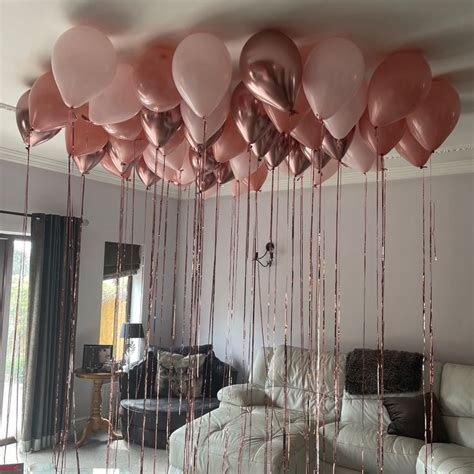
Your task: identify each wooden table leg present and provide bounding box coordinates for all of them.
[77,378,123,447]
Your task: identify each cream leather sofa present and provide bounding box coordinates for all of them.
[168,346,473,473]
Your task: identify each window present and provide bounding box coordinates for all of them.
[0,236,30,443]
[99,242,141,362]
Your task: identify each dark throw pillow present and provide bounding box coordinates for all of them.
[384,392,449,443]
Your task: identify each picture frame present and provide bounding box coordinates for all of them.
[82,344,113,373]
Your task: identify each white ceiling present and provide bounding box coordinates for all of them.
[0,0,473,188]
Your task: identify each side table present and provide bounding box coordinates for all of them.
[74,369,123,447]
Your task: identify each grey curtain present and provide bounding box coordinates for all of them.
[21,214,81,452]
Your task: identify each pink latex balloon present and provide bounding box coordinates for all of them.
[65,117,109,156]
[286,139,311,176]
[52,26,117,108]
[108,135,148,169]
[72,147,106,175]
[313,159,339,186]
[324,82,367,139]
[143,139,187,172]
[143,151,177,182]
[213,117,247,163]
[89,64,142,125]
[240,30,302,113]
[172,33,232,118]
[232,179,249,198]
[214,162,234,185]
[343,126,377,173]
[103,115,142,141]
[395,128,432,168]
[176,156,196,186]
[230,150,259,180]
[406,79,460,151]
[29,72,70,131]
[303,38,365,119]
[359,110,406,155]
[16,90,60,147]
[101,153,132,180]
[134,45,181,112]
[290,111,324,149]
[263,87,310,133]
[181,93,230,145]
[244,163,268,191]
[368,51,432,127]
[141,106,183,149]
[231,82,272,144]
[136,157,160,188]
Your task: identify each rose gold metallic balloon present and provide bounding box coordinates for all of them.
[140,105,182,149]
[240,30,302,113]
[108,134,148,167]
[189,147,219,174]
[72,146,106,175]
[231,82,272,144]
[16,90,60,147]
[264,133,290,169]
[322,127,355,161]
[66,116,109,156]
[101,153,132,180]
[214,162,234,185]
[136,157,160,188]
[286,139,311,176]
[252,126,278,158]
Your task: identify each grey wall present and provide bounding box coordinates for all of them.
[175,172,474,379]
[0,159,178,420]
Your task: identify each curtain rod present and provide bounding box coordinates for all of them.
[0,210,89,225]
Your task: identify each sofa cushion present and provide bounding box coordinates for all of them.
[218,383,267,407]
[169,405,315,473]
[320,422,424,473]
[384,393,449,443]
[416,443,474,473]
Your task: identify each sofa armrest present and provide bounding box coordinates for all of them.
[217,383,267,407]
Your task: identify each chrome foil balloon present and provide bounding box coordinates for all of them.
[136,157,160,188]
[301,146,332,170]
[184,125,223,151]
[196,171,217,193]
[322,127,355,161]
[240,30,302,113]
[189,147,219,175]
[264,133,290,169]
[252,126,278,158]
[16,90,60,147]
[140,105,182,148]
[231,82,272,144]
[286,139,311,176]
[214,162,234,185]
[72,146,106,175]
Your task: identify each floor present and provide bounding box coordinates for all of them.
[2,434,168,473]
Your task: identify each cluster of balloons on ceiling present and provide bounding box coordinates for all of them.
[16,26,460,194]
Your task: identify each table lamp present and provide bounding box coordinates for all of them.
[120,323,145,365]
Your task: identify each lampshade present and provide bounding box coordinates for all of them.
[120,323,145,339]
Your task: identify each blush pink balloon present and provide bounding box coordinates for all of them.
[143,151,177,182]
[101,153,132,180]
[231,82,272,144]
[16,90,60,147]
[290,111,324,149]
[230,150,259,180]
[263,87,310,133]
[65,117,109,156]
[177,155,196,186]
[134,45,181,112]
[181,93,230,145]
[244,163,268,192]
[72,147,106,175]
[103,115,142,141]
[359,110,406,155]
[343,126,377,173]
[368,51,432,127]
[303,38,365,119]
[324,82,367,139]
[108,134,148,169]
[89,64,142,125]
[136,157,160,188]
[143,139,187,172]
[213,117,247,163]
[52,26,117,108]
[29,72,70,131]
[240,30,302,113]
[406,79,460,151]
[313,159,339,186]
[395,128,432,168]
[172,33,232,118]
